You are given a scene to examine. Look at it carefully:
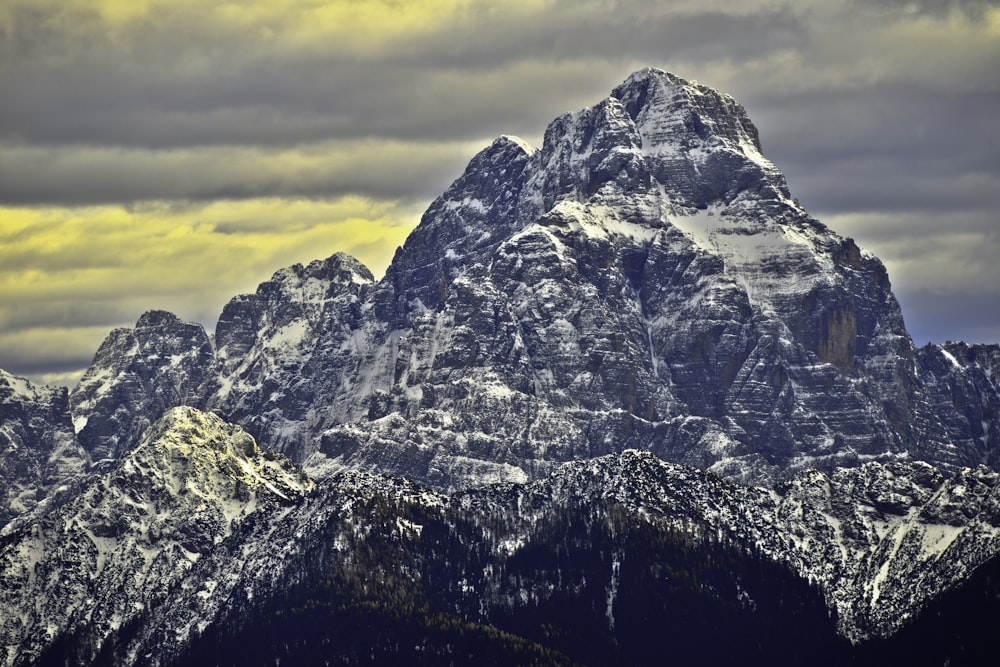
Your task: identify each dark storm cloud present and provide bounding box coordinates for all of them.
[4,0,993,216]
[1,0,998,384]
[0,140,479,205]
[751,86,999,166]
[4,357,95,378]
[0,5,808,151]
[786,164,998,217]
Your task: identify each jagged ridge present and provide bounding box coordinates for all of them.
[0,407,309,667]
[59,67,997,490]
[3,411,999,665]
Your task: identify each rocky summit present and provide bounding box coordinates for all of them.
[2,68,999,665]
[67,67,998,489]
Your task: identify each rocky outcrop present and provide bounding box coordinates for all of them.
[70,311,216,462]
[0,371,86,528]
[3,66,1000,667]
[0,407,310,667]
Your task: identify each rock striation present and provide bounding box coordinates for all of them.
[916,342,1000,469]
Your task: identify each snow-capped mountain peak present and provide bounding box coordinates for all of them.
[2,67,1000,666]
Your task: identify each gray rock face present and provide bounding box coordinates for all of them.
[70,310,217,462]
[917,342,1000,469]
[0,371,86,528]
[61,68,997,492]
[212,252,374,461]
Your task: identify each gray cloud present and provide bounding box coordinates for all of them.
[1,0,998,382]
[0,8,809,149]
[745,85,1000,212]
[0,139,480,205]
[856,0,1000,19]
[897,289,1000,346]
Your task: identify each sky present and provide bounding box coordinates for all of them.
[1,0,998,387]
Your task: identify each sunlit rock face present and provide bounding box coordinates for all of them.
[0,407,310,667]
[67,68,997,490]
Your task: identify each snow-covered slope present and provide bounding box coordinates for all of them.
[3,432,998,665]
[0,407,310,667]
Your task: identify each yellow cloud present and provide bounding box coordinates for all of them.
[990,6,1000,37]
[0,197,419,360]
[6,0,544,51]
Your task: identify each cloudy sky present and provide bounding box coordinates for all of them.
[2,0,998,386]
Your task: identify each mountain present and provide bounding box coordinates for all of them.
[71,310,218,463]
[2,67,999,665]
[66,67,996,490]
[3,407,999,665]
[0,407,310,666]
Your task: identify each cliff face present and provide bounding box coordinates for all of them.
[917,342,1000,468]
[211,252,375,461]
[61,68,995,491]
[0,371,86,527]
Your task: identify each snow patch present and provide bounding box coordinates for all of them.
[264,320,310,352]
[501,134,537,155]
[73,415,89,434]
[939,347,963,371]
[919,523,963,560]
[606,550,622,630]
